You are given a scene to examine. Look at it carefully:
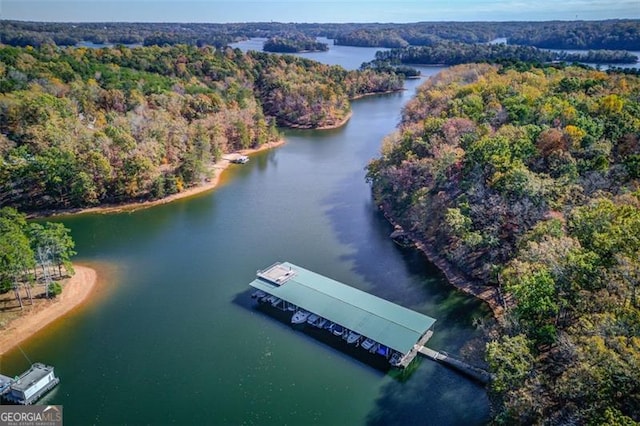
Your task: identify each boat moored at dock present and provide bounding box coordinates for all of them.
[291,309,310,324]
[361,338,376,351]
[330,324,344,336]
[230,155,250,164]
[346,331,362,345]
[249,262,437,368]
[376,344,390,357]
[1,363,60,405]
[307,314,327,328]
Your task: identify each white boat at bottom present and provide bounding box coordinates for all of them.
[291,310,311,324]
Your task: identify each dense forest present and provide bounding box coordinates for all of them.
[334,20,640,50]
[0,44,400,211]
[1,20,639,51]
[365,42,639,67]
[2,18,639,423]
[366,64,640,423]
[263,34,329,53]
[0,207,75,300]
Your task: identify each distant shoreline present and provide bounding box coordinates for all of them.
[350,89,405,100]
[277,89,404,131]
[315,111,353,130]
[278,112,353,130]
[27,139,286,219]
[25,89,407,219]
[0,264,98,355]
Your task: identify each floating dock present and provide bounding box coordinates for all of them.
[250,262,437,368]
[1,363,60,405]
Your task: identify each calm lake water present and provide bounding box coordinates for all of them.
[231,37,389,70]
[1,41,491,425]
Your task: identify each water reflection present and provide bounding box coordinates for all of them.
[367,364,489,425]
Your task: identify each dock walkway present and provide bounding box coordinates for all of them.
[418,346,493,384]
[398,330,434,367]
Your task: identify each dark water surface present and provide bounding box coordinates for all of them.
[2,42,491,425]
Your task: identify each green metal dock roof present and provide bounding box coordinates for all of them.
[249,262,436,354]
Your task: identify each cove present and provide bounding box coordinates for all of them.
[1,42,491,425]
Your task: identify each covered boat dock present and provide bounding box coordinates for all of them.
[249,262,436,368]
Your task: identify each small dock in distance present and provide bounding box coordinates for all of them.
[224,153,250,164]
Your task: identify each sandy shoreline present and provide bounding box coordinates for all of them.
[0,265,98,355]
[29,139,286,219]
[2,140,280,354]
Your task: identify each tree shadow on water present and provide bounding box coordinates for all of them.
[321,170,489,327]
[366,362,490,426]
[322,171,492,425]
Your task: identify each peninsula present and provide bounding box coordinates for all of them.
[0,43,401,215]
[0,265,98,355]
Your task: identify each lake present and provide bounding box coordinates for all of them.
[1,41,491,425]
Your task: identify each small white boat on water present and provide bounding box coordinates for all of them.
[315,317,327,328]
[291,310,310,324]
[346,331,361,344]
[361,338,376,351]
